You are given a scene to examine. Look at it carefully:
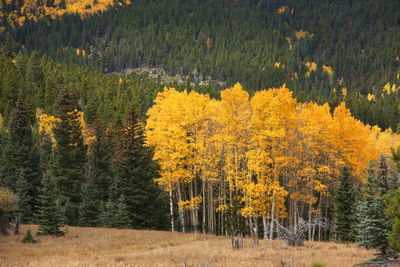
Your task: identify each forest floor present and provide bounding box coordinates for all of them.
[0,224,376,266]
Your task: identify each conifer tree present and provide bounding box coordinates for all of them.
[36,172,64,236]
[384,148,400,252]
[356,158,390,257]
[78,181,100,227]
[112,196,131,229]
[21,229,36,243]
[98,200,115,228]
[334,166,356,242]
[38,133,52,176]
[0,93,39,222]
[51,89,87,225]
[86,117,112,202]
[111,105,168,229]
[384,190,400,252]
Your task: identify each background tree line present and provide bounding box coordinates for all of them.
[1,0,400,130]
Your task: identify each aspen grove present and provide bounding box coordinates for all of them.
[145,83,400,239]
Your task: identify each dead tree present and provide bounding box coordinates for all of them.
[274,217,330,246]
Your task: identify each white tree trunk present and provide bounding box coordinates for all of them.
[269,192,276,241]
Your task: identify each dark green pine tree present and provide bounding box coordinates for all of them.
[393,146,400,174]
[111,105,168,229]
[51,89,87,226]
[21,229,36,243]
[356,157,391,257]
[36,172,65,236]
[78,181,100,227]
[384,190,400,252]
[86,117,112,202]
[334,166,356,242]
[98,200,116,228]
[79,117,112,227]
[112,195,131,229]
[0,93,39,222]
[38,132,52,176]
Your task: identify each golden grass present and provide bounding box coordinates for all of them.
[0,225,376,266]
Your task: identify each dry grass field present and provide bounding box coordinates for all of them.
[0,225,376,266]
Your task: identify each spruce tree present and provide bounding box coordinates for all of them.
[334,166,356,242]
[86,117,112,202]
[98,200,116,228]
[112,196,131,229]
[38,133,52,176]
[385,148,400,252]
[78,181,100,227]
[0,93,39,222]
[36,172,65,236]
[384,190,400,252]
[356,158,391,257]
[111,105,168,229]
[51,89,87,225]
[21,229,36,243]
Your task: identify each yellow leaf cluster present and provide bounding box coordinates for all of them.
[0,187,18,213]
[367,93,375,102]
[206,37,212,49]
[36,108,94,145]
[277,5,288,14]
[274,62,285,69]
[178,195,203,211]
[322,65,333,77]
[1,0,131,27]
[295,30,314,40]
[305,61,316,77]
[342,87,347,97]
[383,82,398,95]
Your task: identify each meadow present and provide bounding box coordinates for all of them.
[0,225,376,266]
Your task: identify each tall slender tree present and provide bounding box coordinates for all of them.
[334,166,356,242]
[36,172,65,236]
[0,93,39,222]
[356,158,391,257]
[112,105,168,229]
[51,89,87,225]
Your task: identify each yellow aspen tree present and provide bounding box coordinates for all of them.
[146,87,209,233]
[246,84,295,241]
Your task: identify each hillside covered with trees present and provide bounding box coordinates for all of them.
[1,0,400,264]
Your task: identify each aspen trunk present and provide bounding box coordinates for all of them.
[294,200,297,232]
[269,191,276,241]
[202,179,206,234]
[318,195,322,241]
[169,188,175,232]
[177,184,186,233]
[262,214,268,242]
[194,176,199,232]
[308,203,312,241]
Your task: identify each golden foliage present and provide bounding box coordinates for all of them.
[145,83,400,222]
[0,187,18,213]
[295,30,314,40]
[383,82,398,95]
[274,62,284,68]
[322,65,333,77]
[305,61,316,77]
[342,87,347,97]
[206,37,212,49]
[36,108,95,145]
[1,0,131,27]
[277,6,287,14]
[367,93,375,101]
[178,196,203,211]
